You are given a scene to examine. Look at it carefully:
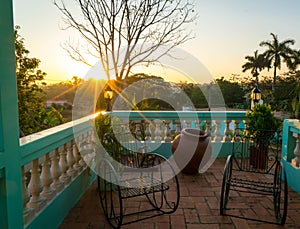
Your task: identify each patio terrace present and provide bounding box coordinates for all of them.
[59,158,300,229]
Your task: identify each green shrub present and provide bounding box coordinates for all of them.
[246,104,281,140]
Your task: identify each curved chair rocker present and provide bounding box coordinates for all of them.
[97,125,180,228]
[220,129,288,225]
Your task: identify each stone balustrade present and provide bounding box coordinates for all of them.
[281,119,300,168]
[19,115,96,226]
[281,119,300,194]
[293,133,300,167]
[110,111,247,143]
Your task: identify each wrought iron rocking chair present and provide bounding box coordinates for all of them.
[220,129,288,225]
[96,123,180,228]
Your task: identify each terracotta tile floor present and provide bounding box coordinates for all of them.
[59,158,300,228]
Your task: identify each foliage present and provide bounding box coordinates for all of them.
[95,113,113,144]
[287,49,300,71]
[101,74,186,111]
[105,74,249,110]
[260,33,295,92]
[44,76,83,103]
[215,77,245,108]
[241,32,300,111]
[277,71,300,118]
[95,114,117,159]
[42,71,300,115]
[291,99,300,119]
[246,104,281,140]
[179,82,208,108]
[54,0,196,81]
[43,76,85,121]
[242,50,270,84]
[15,26,64,135]
[95,113,131,162]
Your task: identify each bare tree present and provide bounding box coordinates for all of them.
[54,0,196,81]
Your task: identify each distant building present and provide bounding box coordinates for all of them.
[44,100,71,108]
[182,106,193,111]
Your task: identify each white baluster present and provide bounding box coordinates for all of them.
[234,120,241,142]
[154,120,162,142]
[89,129,95,142]
[84,132,95,166]
[206,120,212,136]
[292,134,300,167]
[134,121,142,140]
[195,119,201,129]
[22,166,35,223]
[40,153,56,201]
[175,120,181,136]
[164,120,172,142]
[27,159,46,212]
[67,140,77,178]
[79,135,87,168]
[145,121,152,141]
[123,120,130,133]
[50,148,64,192]
[88,131,95,163]
[244,120,249,135]
[224,120,232,142]
[185,120,191,128]
[59,144,71,185]
[214,120,222,142]
[73,139,83,172]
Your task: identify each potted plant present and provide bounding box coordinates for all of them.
[246,104,281,169]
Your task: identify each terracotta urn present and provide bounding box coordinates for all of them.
[172,128,212,174]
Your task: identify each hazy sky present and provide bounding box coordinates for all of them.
[13,0,300,83]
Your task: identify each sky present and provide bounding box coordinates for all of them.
[12,0,300,84]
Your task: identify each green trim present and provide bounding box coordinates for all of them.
[0,87,4,152]
[290,126,300,134]
[0,154,5,170]
[281,119,300,194]
[281,119,298,162]
[0,0,23,228]
[213,142,233,158]
[282,160,300,194]
[110,110,246,121]
[0,168,4,178]
[0,171,8,229]
[25,169,96,229]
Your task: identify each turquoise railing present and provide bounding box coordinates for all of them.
[281,119,300,194]
[111,110,246,140]
[0,114,97,229]
[110,110,247,158]
[19,115,97,229]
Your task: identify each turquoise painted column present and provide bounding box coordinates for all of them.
[0,0,23,228]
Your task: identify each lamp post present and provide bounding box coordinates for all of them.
[250,85,261,110]
[104,86,113,111]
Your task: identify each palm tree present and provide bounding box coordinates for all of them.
[260,33,295,93]
[287,49,300,71]
[242,50,270,85]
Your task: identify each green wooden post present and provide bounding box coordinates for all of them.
[0,0,24,228]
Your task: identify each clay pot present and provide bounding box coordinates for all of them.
[172,128,212,174]
[249,145,268,170]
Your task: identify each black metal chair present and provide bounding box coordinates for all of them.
[220,129,288,225]
[96,123,180,228]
